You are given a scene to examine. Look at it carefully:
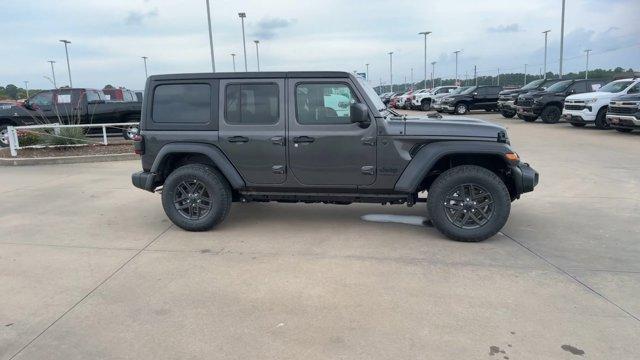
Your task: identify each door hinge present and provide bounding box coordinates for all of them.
[361,166,375,175]
[361,136,376,146]
[272,165,286,174]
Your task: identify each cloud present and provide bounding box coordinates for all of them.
[251,17,296,40]
[487,23,521,33]
[124,8,158,26]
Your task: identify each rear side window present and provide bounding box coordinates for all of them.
[153,84,211,124]
[225,84,279,125]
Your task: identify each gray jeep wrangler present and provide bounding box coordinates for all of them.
[132,71,538,242]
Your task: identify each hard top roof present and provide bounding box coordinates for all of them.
[149,71,354,81]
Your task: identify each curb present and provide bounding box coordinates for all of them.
[0,153,138,166]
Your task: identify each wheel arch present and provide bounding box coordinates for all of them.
[151,142,245,190]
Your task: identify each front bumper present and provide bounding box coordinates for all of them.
[497,100,516,112]
[607,114,640,129]
[511,162,539,197]
[562,109,596,122]
[517,105,542,117]
[132,171,158,192]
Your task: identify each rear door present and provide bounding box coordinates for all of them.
[219,79,287,185]
[287,78,377,187]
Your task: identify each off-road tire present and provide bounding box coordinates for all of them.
[455,103,469,115]
[517,114,525,120]
[570,122,586,127]
[421,99,431,111]
[541,105,561,124]
[594,107,610,130]
[501,110,516,118]
[162,164,232,231]
[427,165,511,242]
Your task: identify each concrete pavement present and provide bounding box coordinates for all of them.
[1,112,639,359]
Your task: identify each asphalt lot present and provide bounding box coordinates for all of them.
[1,111,639,359]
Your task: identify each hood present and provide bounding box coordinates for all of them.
[520,90,549,99]
[611,93,640,102]
[402,115,506,139]
[566,91,614,101]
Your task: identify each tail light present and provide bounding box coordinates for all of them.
[133,135,144,155]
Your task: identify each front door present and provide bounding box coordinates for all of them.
[287,79,377,187]
[219,79,287,185]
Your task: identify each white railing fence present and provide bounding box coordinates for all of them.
[5,122,139,157]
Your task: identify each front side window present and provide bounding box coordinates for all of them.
[570,82,588,93]
[152,84,211,124]
[30,91,53,106]
[225,84,279,125]
[296,83,356,124]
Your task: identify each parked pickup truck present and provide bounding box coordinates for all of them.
[131,71,538,242]
[0,88,142,147]
[516,79,606,123]
[607,93,640,133]
[562,78,640,129]
[411,86,458,111]
[497,79,560,118]
[440,85,502,114]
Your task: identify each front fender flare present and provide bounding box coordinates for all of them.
[151,142,245,189]
[394,141,513,193]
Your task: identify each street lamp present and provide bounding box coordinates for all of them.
[419,31,431,89]
[24,81,29,98]
[59,39,72,87]
[584,49,592,79]
[542,30,550,79]
[431,61,436,89]
[524,64,528,85]
[205,0,216,72]
[238,12,248,71]
[231,53,236,72]
[47,60,57,88]
[453,50,461,85]
[388,52,393,92]
[141,56,149,78]
[254,40,260,71]
[559,0,566,78]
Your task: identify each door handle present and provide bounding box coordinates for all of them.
[227,136,249,143]
[271,136,285,146]
[293,136,315,144]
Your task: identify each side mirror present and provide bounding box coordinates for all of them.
[350,103,369,124]
[472,92,478,97]
[22,99,33,110]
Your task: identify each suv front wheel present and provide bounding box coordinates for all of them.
[161,164,232,231]
[427,165,511,242]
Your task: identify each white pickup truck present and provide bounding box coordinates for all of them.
[562,78,640,129]
[411,86,458,111]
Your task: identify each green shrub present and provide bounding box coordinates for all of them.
[46,127,87,146]
[17,131,43,146]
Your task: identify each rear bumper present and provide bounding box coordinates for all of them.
[132,171,157,192]
[511,162,539,196]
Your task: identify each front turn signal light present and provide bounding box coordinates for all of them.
[505,152,519,162]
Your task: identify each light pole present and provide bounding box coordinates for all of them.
[542,30,550,79]
[584,49,592,79]
[254,40,260,71]
[59,39,72,87]
[410,68,413,87]
[559,0,566,78]
[453,50,461,85]
[24,81,29,98]
[524,64,527,85]
[365,63,370,81]
[47,60,57,88]
[238,12,248,71]
[231,53,236,72]
[388,52,393,92]
[419,31,431,89]
[141,56,149,78]
[497,68,500,86]
[205,0,216,72]
[431,61,436,89]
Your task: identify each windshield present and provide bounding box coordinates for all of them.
[545,80,573,93]
[357,77,386,111]
[451,86,470,95]
[521,79,545,91]
[460,86,477,95]
[598,80,634,93]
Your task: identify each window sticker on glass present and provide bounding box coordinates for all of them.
[591,84,601,91]
[57,94,71,103]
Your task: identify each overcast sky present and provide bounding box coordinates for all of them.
[1,0,638,90]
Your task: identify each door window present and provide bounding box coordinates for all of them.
[569,82,587,93]
[296,83,356,124]
[30,91,53,106]
[225,84,279,125]
[627,83,640,94]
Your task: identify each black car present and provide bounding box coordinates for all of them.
[516,79,607,123]
[131,71,538,242]
[607,93,640,133]
[0,88,141,146]
[440,85,503,115]
[497,79,560,118]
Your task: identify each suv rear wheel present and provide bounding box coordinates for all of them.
[427,165,511,242]
[455,103,469,115]
[161,164,232,231]
[501,110,516,118]
[540,106,561,124]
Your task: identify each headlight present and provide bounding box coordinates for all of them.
[584,98,598,104]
